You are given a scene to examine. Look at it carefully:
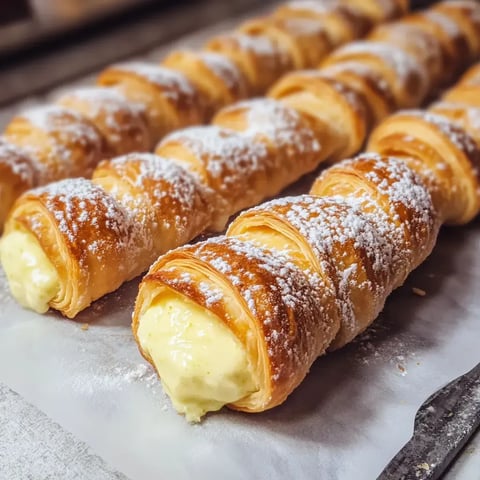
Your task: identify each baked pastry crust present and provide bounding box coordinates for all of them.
[97,62,207,144]
[0,139,36,233]
[4,105,108,184]
[56,87,151,155]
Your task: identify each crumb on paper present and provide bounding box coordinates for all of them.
[397,364,406,374]
[412,287,426,297]
[417,362,421,366]
[81,323,89,331]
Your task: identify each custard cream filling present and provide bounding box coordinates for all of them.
[137,292,256,422]
[0,230,59,313]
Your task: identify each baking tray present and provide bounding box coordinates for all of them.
[1,3,480,479]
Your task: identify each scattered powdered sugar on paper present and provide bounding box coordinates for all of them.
[70,362,160,397]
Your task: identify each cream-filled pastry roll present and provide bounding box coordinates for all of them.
[133,236,340,421]
[133,154,438,420]
[1,154,214,318]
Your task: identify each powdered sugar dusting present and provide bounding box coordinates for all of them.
[112,62,196,101]
[195,52,246,92]
[220,98,321,154]
[104,153,212,238]
[408,110,479,159]
[0,138,35,185]
[29,178,138,267]
[334,41,427,91]
[160,126,269,195]
[185,235,332,383]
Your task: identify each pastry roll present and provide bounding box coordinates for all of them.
[0,139,36,233]
[229,171,436,350]
[162,51,250,119]
[205,33,292,95]
[341,0,409,23]
[0,178,139,318]
[458,62,480,86]
[97,62,207,144]
[155,126,272,228]
[133,154,438,420]
[4,105,108,184]
[133,236,339,421]
[212,98,324,171]
[433,0,480,59]
[316,61,397,125]
[310,153,439,270]
[269,71,370,159]
[321,41,429,108]
[273,1,372,47]
[367,111,480,225]
[430,102,480,147]
[367,22,444,88]
[401,10,471,80]
[239,16,332,69]
[1,154,213,318]
[156,101,325,227]
[56,87,151,155]
[92,154,215,258]
[442,84,480,107]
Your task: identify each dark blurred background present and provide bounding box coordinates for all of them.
[0,0,436,106]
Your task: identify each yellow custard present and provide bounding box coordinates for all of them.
[0,230,59,313]
[137,293,256,422]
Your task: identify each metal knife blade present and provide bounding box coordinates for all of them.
[377,362,480,480]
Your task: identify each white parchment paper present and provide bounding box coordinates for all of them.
[1,220,480,479]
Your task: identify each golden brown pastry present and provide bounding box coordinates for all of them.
[367,22,444,88]
[161,50,250,118]
[133,235,340,421]
[429,102,480,147]
[239,15,333,70]
[457,62,480,86]
[442,83,480,107]
[97,62,207,144]
[156,99,323,226]
[0,154,214,318]
[314,61,397,125]
[401,10,471,81]
[343,0,409,23]
[132,153,439,421]
[433,0,480,59]
[321,41,429,108]
[204,32,293,95]
[269,70,371,159]
[0,139,36,233]
[4,105,108,184]
[56,87,151,156]
[367,110,480,225]
[273,1,372,47]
